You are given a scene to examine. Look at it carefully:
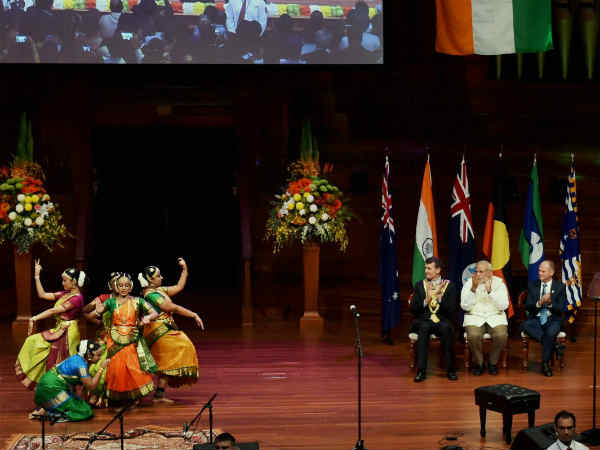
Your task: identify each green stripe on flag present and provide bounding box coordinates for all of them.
[412,242,425,288]
[513,0,553,53]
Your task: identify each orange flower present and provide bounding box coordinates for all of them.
[10,167,27,178]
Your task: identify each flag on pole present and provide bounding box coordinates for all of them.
[435,0,553,56]
[379,156,401,336]
[518,157,545,281]
[559,158,582,323]
[482,155,515,318]
[448,156,476,291]
[412,156,438,287]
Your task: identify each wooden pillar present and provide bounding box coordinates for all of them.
[235,89,257,328]
[300,241,324,335]
[11,248,33,347]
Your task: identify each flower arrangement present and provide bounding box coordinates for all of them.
[265,121,352,254]
[0,113,70,254]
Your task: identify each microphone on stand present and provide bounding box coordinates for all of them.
[349,304,360,318]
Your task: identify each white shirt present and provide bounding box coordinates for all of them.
[461,275,509,328]
[98,12,121,41]
[338,32,381,52]
[225,0,267,36]
[546,439,589,450]
[422,276,443,307]
[537,280,553,318]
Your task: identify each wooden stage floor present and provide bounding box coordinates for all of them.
[1,314,598,450]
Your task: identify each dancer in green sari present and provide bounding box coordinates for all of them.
[30,340,107,422]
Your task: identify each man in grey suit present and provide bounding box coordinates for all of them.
[521,260,566,377]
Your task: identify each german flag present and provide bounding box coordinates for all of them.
[482,155,515,318]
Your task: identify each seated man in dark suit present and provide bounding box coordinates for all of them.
[521,260,566,377]
[410,256,458,382]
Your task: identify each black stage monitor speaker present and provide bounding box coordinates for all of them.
[193,443,259,450]
[511,423,581,450]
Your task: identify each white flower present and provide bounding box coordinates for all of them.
[15,204,24,213]
[309,204,318,212]
[17,194,25,202]
[279,208,288,216]
[306,194,314,203]
[8,212,17,221]
[24,218,32,226]
[299,209,306,216]
[308,216,317,225]
[321,213,329,221]
[35,216,44,226]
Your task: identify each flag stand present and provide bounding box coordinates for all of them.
[581,273,600,445]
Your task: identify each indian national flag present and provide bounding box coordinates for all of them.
[436,0,553,56]
[412,157,438,287]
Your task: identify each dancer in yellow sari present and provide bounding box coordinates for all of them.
[16,260,86,390]
[139,258,204,403]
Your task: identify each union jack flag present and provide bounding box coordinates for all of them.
[448,156,476,292]
[379,155,401,336]
[381,156,395,239]
[450,157,474,244]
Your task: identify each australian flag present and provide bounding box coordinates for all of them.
[379,155,401,337]
[448,156,476,295]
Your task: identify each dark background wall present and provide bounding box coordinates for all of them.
[0,2,599,334]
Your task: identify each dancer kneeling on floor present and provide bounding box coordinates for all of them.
[30,340,107,422]
[95,273,159,407]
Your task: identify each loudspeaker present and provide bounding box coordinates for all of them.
[193,443,259,450]
[510,423,556,450]
[511,423,581,450]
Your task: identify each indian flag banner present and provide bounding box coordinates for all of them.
[411,157,438,287]
[436,0,553,55]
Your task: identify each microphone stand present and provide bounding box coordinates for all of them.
[31,409,67,450]
[183,393,217,443]
[582,290,600,445]
[85,402,134,450]
[351,308,367,450]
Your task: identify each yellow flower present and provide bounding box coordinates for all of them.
[25,196,32,203]
[296,202,304,210]
[31,195,39,203]
[293,193,302,202]
[25,203,33,211]
[303,192,310,198]
[287,202,295,211]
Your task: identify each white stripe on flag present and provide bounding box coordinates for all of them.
[472,0,516,55]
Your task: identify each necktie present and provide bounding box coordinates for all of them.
[237,0,247,32]
[539,282,548,325]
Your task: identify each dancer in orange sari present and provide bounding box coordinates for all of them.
[81,272,122,407]
[139,258,204,403]
[95,273,158,406]
[16,260,86,390]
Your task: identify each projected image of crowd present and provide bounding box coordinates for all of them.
[0,0,382,63]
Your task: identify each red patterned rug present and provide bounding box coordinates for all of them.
[7,426,222,449]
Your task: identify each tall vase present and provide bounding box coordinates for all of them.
[300,241,324,336]
[11,246,33,347]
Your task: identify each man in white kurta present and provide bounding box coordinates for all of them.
[225,0,267,36]
[461,260,509,375]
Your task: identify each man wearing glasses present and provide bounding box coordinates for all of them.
[547,410,588,450]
